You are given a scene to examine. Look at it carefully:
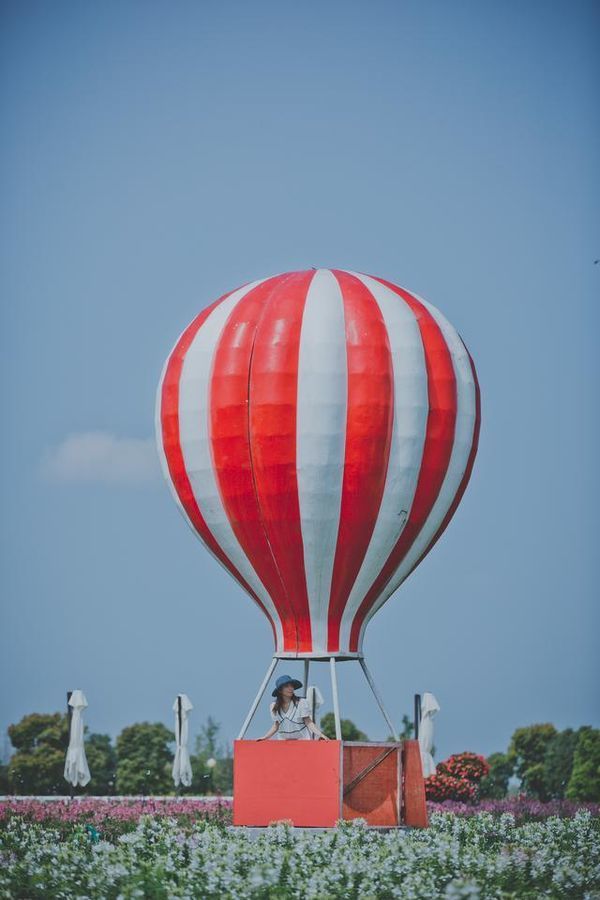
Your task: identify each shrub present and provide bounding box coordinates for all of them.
[425,752,489,802]
[437,752,489,784]
[424,772,476,802]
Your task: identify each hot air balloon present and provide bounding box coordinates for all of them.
[156,269,480,739]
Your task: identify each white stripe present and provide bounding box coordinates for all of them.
[156,355,191,525]
[337,272,429,653]
[175,279,285,651]
[156,339,246,590]
[356,296,478,649]
[296,270,348,655]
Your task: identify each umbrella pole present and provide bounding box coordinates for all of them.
[177,695,182,796]
[329,657,342,740]
[237,657,278,739]
[414,693,421,740]
[303,660,309,697]
[359,658,399,741]
[66,691,74,800]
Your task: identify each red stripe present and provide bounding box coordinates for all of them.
[209,274,301,653]
[349,277,458,652]
[160,285,277,646]
[327,271,395,654]
[400,340,481,579]
[248,271,315,652]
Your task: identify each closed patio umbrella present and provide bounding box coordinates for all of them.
[306,685,324,740]
[418,691,440,776]
[64,690,91,788]
[172,693,193,788]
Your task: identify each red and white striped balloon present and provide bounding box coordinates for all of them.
[156,269,481,658]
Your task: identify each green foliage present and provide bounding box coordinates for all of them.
[507,724,599,802]
[189,717,233,794]
[190,754,233,795]
[85,734,117,795]
[319,713,368,741]
[541,728,581,800]
[479,752,513,799]
[386,714,416,742]
[400,714,415,740]
[566,727,600,801]
[5,712,233,797]
[195,716,222,758]
[115,723,174,795]
[8,713,68,754]
[212,755,233,794]
[508,724,557,800]
[6,713,117,796]
[7,713,70,795]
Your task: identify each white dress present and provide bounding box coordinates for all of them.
[270,697,312,740]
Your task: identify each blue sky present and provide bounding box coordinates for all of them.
[1,0,598,765]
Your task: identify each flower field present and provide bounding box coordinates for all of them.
[1,799,599,898]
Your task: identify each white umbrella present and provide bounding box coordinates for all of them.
[64,690,91,788]
[306,685,324,739]
[172,693,193,788]
[418,691,440,777]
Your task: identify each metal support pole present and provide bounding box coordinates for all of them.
[359,658,399,741]
[303,659,309,697]
[329,657,342,740]
[237,658,278,740]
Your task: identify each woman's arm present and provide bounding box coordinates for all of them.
[303,717,329,740]
[256,722,279,741]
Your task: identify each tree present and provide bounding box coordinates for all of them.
[320,713,368,741]
[566,727,600,801]
[196,716,222,758]
[115,723,174,795]
[400,714,415,740]
[478,752,513,799]
[385,715,416,743]
[542,728,581,800]
[7,712,116,796]
[8,713,69,795]
[212,755,233,794]
[85,733,117,795]
[190,717,233,795]
[508,724,557,799]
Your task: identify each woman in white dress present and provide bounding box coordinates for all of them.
[257,675,329,741]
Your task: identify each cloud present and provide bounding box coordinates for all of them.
[40,432,160,485]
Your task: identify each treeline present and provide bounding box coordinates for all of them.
[1,713,232,796]
[2,712,598,801]
[482,723,600,802]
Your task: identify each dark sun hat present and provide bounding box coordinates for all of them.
[272,674,303,697]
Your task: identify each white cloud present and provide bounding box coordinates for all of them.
[40,432,160,485]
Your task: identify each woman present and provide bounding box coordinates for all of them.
[257,675,329,741]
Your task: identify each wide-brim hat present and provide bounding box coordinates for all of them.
[272,674,303,697]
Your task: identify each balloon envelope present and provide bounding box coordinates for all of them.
[156,269,480,658]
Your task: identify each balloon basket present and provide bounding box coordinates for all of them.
[232,739,427,828]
